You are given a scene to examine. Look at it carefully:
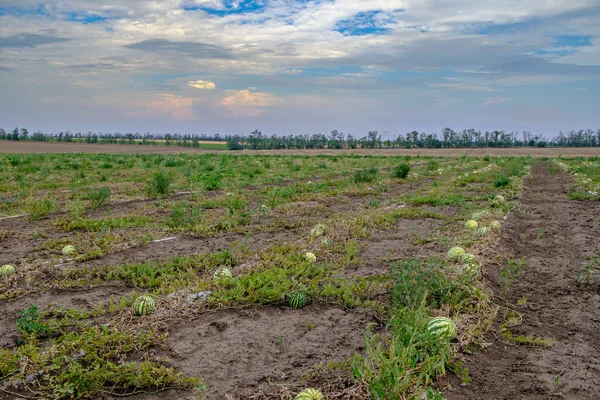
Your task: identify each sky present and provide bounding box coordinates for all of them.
[0,0,599,137]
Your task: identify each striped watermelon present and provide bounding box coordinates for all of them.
[310,224,326,237]
[212,267,232,282]
[490,220,501,230]
[460,253,476,264]
[464,220,478,229]
[447,247,465,260]
[133,295,155,316]
[289,292,307,309]
[0,264,15,277]
[460,263,479,277]
[62,245,77,257]
[295,388,324,400]
[476,227,489,237]
[427,317,456,340]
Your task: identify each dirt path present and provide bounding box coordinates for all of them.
[3,140,600,157]
[446,162,600,400]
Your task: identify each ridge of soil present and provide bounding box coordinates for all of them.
[446,162,600,400]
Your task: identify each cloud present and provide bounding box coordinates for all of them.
[188,79,216,89]
[124,39,232,59]
[221,89,283,116]
[0,33,71,49]
[427,83,495,92]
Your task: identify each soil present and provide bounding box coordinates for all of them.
[445,162,600,400]
[162,305,373,398]
[0,285,131,348]
[3,141,600,157]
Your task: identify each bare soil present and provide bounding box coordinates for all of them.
[445,162,600,400]
[3,141,600,157]
[0,285,131,348]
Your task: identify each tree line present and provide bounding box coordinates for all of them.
[1,127,600,149]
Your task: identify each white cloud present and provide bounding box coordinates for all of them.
[221,89,283,116]
[188,79,216,89]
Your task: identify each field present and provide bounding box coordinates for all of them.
[0,151,599,399]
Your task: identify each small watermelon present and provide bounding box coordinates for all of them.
[447,247,465,260]
[295,388,324,400]
[304,252,316,263]
[0,264,15,277]
[464,220,478,229]
[460,263,479,277]
[133,295,155,316]
[289,292,307,309]
[212,267,233,282]
[427,316,456,340]
[310,224,326,237]
[62,245,77,257]
[490,220,501,230]
[476,227,489,237]
[321,239,331,247]
[460,253,476,264]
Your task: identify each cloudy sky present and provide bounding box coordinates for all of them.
[1,1,599,137]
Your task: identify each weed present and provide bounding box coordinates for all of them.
[84,187,111,209]
[494,176,510,187]
[17,304,50,339]
[351,167,377,184]
[498,257,527,292]
[393,163,411,179]
[145,170,173,197]
[26,198,57,220]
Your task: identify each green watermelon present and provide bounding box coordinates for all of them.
[295,388,324,400]
[460,263,479,277]
[310,224,326,237]
[289,292,307,309]
[212,267,233,282]
[0,264,15,277]
[464,220,478,229]
[133,295,155,316]
[62,245,77,257]
[490,220,501,230]
[476,227,489,237]
[460,253,476,264]
[427,316,456,340]
[447,247,465,260]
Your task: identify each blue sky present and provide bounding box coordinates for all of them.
[0,0,599,137]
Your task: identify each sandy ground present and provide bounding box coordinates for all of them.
[2,141,600,157]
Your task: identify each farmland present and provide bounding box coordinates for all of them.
[0,151,599,399]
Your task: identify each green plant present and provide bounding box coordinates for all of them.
[17,304,50,338]
[393,163,411,179]
[145,170,173,197]
[494,176,510,187]
[84,187,111,209]
[26,198,57,220]
[354,168,378,183]
[498,257,527,292]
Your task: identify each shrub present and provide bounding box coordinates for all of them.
[354,168,378,183]
[145,170,173,197]
[393,163,411,179]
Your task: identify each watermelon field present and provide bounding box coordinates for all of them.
[0,152,599,399]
